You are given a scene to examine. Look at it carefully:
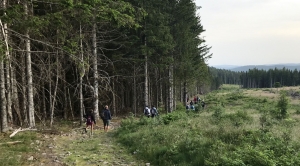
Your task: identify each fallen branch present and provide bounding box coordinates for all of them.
[0,141,23,145]
[9,127,37,138]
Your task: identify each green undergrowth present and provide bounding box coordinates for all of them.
[116,87,300,165]
[0,132,37,166]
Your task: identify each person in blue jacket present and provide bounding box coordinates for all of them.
[101,105,112,132]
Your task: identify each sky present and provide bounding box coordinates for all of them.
[195,0,300,66]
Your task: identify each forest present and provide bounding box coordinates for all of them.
[0,0,213,132]
[210,67,300,89]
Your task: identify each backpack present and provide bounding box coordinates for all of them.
[100,111,105,119]
[144,108,150,115]
[190,105,195,110]
[151,108,157,115]
[87,115,92,123]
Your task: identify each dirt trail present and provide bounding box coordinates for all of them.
[27,118,145,166]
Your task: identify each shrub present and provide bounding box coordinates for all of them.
[276,91,289,119]
[161,111,187,125]
[259,112,272,130]
[225,110,253,127]
[205,130,300,166]
[226,91,244,101]
[211,105,225,123]
[175,103,186,111]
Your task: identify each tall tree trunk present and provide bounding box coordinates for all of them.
[172,66,176,111]
[5,60,12,127]
[63,70,68,119]
[92,22,99,119]
[24,2,35,128]
[167,66,174,113]
[0,27,8,132]
[11,66,22,126]
[133,64,137,115]
[21,54,28,125]
[48,56,52,126]
[159,71,163,106]
[144,61,149,107]
[155,68,159,108]
[50,46,59,127]
[112,79,116,116]
[42,82,46,123]
[2,16,12,127]
[0,59,8,132]
[144,38,149,106]
[0,0,13,131]
[0,0,8,132]
[68,88,74,120]
[79,23,84,125]
[183,81,187,106]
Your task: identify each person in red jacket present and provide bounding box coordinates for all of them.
[83,109,96,135]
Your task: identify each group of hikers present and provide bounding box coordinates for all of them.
[144,106,159,118]
[84,104,159,134]
[143,96,206,117]
[83,105,112,135]
[84,98,204,133]
[186,96,205,111]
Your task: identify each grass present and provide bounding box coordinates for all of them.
[0,117,146,165]
[0,132,37,166]
[2,84,300,165]
[52,118,145,166]
[116,85,300,165]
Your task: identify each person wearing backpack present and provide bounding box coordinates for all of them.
[190,104,195,111]
[83,109,96,135]
[101,105,112,132]
[144,106,151,118]
[151,106,158,118]
[186,104,190,111]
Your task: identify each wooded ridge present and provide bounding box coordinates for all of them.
[213,63,300,72]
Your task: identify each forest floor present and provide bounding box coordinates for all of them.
[18,117,146,166]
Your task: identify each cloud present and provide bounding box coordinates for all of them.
[196,0,300,65]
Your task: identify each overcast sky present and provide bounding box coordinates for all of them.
[195,0,300,66]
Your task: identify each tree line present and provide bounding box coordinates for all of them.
[210,67,300,89]
[0,0,212,132]
[240,67,300,88]
[209,67,241,90]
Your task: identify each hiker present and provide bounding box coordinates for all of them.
[190,100,193,106]
[151,106,158,118]
[83,109,96,135]
[144,106,151,118]
[101,105,112,132]
[190,104,195,111]
[197,96,201,102]
[194,96,197,104]
[186,104,190,110]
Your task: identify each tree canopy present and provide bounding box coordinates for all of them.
[0,0,211,130]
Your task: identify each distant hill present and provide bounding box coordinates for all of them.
[212,63,300,72]
[212,65,240,70]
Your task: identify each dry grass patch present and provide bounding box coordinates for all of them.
[245,89,278,99]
